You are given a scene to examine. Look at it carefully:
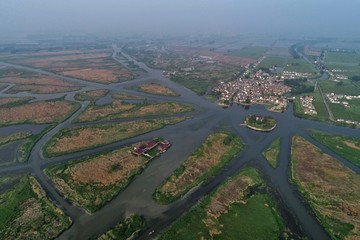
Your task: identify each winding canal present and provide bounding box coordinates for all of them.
[0,45,359,240]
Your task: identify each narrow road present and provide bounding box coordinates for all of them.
[317,83,334,121]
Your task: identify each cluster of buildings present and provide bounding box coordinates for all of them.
[326,93,360,126]
[214,70,290,110]
[299,96,317,115]
[132,138,171,159]
[281,71,312,79]
[327,69,349,80]
[336,118,359,125]
[326,93,360,107]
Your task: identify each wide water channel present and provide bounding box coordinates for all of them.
[0,47,359,240]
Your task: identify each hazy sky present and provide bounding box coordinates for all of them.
[1,0,360,38]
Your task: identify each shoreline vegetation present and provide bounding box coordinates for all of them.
[159,167,286,240]
[19,125,53,162]
[43,117,189,157]
[74,101,193,123]
[74,89,109,101]
[291,136,360,239]
[245,115,277,132]
[0,98,80,126]
[153,132,244,204]
[262,137,281,168]
[0,131,32,146]
[129,83,180,97]
[0,175,72,239]
[45,141,162,213]
[309,130,360,167]
[98,215,146,240]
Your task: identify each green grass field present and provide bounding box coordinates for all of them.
[309,130,360,167]
[98,215,145,240]
[0,176,71,239]
[284,58,318,75]
[170,75,210,95]
[325,52,360,78]
[159,168,285,240]
[318,80,360,122]
[262,137,281,168]
[329,99,360,122]
[217,195,284,240]
[257,56,287,69]
[294,90,329,122]
[228,47,269,59]
[319,80,360,95]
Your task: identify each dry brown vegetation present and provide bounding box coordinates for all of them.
[71,148,144,186]
[61,69,127,84]
[0,97,32,106]
[13,53,110,67]
[170,46,255,66]
[0,99,80,126]
[75,101,135,122]
[75,101,192,122]
[0,69,82,94]
[0,75,79,87]
[344,141,360,151]
[7,51,135,84]
[6,85,81,94]
[44,117,187,156]
[203,168,263,236]
[74,89,109,101]
[135,83,180,96]
[1,49,106,58]
[291,136,360,239]
[112,93,145,100]
[160,134,232,197]
[154,133,243,203]
[46,144,151,212]
[114,102,192,119]
[0,131,32,145]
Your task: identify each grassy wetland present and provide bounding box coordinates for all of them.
[159,168,285,240]
[44,117,189,157]
[74,101,192,123]
[291,136,360,239]
[262,137,281,168]
[46,143,154,213]
[0,176,72,239]
[153,132,244,204]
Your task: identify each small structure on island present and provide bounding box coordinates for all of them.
[244,114,277,132]
[132,137,171,159]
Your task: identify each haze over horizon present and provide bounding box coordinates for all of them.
[1,0,360,39]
